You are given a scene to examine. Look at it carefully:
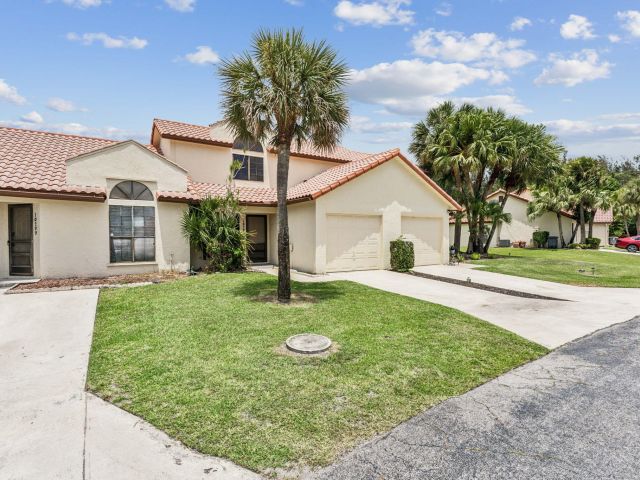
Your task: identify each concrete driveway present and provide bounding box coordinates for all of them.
[310,316,640,480]
[331,266,640,348]
[0,287,259,480]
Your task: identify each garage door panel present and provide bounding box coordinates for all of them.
[402,216,442,266]
[326,215,382,272]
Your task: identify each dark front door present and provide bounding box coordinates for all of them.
[8,204,33,276]
[246,215,267,263]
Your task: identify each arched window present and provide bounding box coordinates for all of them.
[110,181,153,201]
[108,181,155,263]
[232,137,264,182]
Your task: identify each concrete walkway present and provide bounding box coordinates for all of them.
[331,267,640,348]
[310,316,640,480]
[0,287,259,480]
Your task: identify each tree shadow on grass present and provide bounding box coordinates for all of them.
[230,273,346,304]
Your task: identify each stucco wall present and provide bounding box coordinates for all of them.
[161,138,338,188]
[313,157,451,273]
[591,224,610,245]
[497,198,573,246]
[67,142,187,192]
[288,202,316,273]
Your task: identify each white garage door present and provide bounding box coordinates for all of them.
[402,216,442,266]
[326,214,382,272]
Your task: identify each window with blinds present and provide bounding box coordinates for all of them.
[109,205,155,262]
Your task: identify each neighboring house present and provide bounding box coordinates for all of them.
[0,119,460,279]
[448,189,613,248]
[449,189,574,248]
[589,209,613,244]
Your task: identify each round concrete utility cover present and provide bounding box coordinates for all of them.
[285,333,332,354]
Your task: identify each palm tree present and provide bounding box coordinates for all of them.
[410,102,561,254]
[219,29,349,302]
[483,119,563,251]
[618,177,640,234]
[528,180,572,248]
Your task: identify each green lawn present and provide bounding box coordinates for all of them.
[87,273,546,473]
[472,248,640,287]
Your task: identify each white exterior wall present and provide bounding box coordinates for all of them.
[313,157,451,274]
[288,202,316,273]
[591,224,610,244]
[0,195,190,279]
[497,198,573,246]
[160,138,339,188]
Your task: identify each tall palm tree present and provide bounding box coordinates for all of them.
[527,180,572,248]
[483,119,563,251]
[219,29,349,302]
[619,177,640,234]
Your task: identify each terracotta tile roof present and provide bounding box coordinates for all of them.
[159,149,462,210]
[0,126,159,200]
[594,209,613,223]
[153,118,371,163]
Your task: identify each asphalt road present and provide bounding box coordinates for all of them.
[310,316,640,480]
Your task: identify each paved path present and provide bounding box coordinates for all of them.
[311,316,640,480]
[331,268,640,348]
[0,288,259,480]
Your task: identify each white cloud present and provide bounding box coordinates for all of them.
[617,10,640,37]
[348,59,500,106]
[165,0,195,12]
[0,79,26,105]
[434,2,452,17]
[535,50,612,87]
[183,46,220,65]
[374,94,530,116]
[284,0,303,5]
[334,0,414,27]
[410,29,536,69]
[560,14,595,39]
[349,115,413,133]
[21,111,43,124]
[46,97,87,112]
[60,0,103,8]
[66,32,148,49]
[608,34,621,43]
[544,117,640,157]
[0,119,144,141]
[510,17,532,31]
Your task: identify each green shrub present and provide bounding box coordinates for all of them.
[532,230,550,248]
[469,252,481,260]
[585,237,601,249]
[390,238,415,272]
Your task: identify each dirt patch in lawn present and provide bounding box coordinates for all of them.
[11,271,187,292]
[253,292,318,306]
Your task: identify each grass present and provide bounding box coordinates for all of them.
[472,247,640,287]
[87,273,546,473]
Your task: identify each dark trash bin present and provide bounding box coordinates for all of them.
[548,236,559,249]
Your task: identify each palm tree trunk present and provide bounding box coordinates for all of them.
[276,142,291,302]
[484,193,508,252]
[454,215,462,253]
[569,222,578,244]
[579,204,586,243]
[557,212,565,248]
[625,221,630,237]
[588,210,594,238]
[636,214,640,236]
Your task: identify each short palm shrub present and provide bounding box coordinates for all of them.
[390,238,414,272]
[181,190,250,272]
[469,252,481,260]
[532,231,549,248]
[585,237,601,249]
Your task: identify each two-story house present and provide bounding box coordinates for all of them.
[0,118,460,279]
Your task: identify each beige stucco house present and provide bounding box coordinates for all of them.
[0,119,460,279]
[449,189,612,248]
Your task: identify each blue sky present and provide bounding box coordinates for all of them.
[1,0,640,159]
